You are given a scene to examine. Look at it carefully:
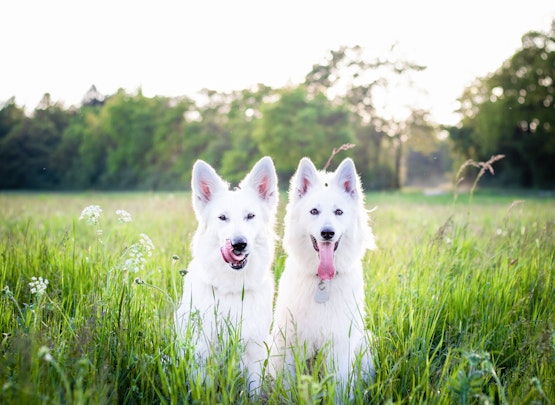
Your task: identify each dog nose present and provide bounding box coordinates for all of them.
[321,228,335,241]
[231,236,247,252]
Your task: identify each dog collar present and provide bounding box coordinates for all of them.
[315,279,330,303]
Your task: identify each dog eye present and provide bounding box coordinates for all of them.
[218,214,227,221]
[335,209,343,216]
[310,208,319,215]
[246,213,255,220]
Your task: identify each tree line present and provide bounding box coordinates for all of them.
[450,21,555,188]
[1,22,553,191]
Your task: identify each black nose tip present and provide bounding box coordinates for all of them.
[321,228,335,241]
[231,237,247,252]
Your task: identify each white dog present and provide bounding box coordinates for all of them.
[270,157,375,397]
[175,156,278,394]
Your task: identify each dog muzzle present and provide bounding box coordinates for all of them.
[220,239,249,270]
[311,236,340,280]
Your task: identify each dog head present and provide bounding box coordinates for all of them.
[284,157,375,279]
[191,156,278,271]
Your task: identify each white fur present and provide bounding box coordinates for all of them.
[270,157,375,396]
[175,156,278,394]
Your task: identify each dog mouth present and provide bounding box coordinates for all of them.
[220,239,249,270]
[310,235,340,280]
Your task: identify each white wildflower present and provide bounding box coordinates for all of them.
[2,285,14,298]
[29,276,49,296]
[122,233,155,273]
[38,346,53,363]
[79,205,102,225]
[116,209,132,224]
[139,233,155,256]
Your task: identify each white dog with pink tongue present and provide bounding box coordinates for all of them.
[175,156,278,395]
[269,157,375,398]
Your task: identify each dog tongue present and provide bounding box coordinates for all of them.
[317,242,335,280]
[220,239,242,264]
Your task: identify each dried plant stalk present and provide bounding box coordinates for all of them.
[323,143,356,171]
[454,154,505,202]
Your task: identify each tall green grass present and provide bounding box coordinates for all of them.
[1,191,553,404]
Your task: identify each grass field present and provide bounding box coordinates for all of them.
[1,190,554,404]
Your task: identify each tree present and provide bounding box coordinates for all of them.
[144,98,190,189]
[451,21,555,187]
[0,94,73,189]
[57,104,107,189]
[253,86,354,182]
[219,84,276,184]
[0,97,25,140]
[82,85,106,107]
[0,98,26,187]
[99,89,168,188]
[304,45,428,189]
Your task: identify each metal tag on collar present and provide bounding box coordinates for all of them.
[315,279,330,303]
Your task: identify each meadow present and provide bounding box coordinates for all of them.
[0,190,554,404]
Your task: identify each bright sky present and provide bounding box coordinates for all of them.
[1,0,554,125]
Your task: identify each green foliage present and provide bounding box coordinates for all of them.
[0,95,73,189]
[254,86,355,180]
[219,85,275,184]
[0,45,449,191]
[305,45,430,190]
[1,191,554,404]
[59,105,107,188]
[99,90,169,188]
[0,98,25,141]
[2,25,555,190]
[450,21,555,188]
[143,97,197,189]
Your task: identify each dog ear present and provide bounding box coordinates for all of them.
[191,160,227,211]
[241,156,278,206]
[335,158,360,199]
[292,157,319,199]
